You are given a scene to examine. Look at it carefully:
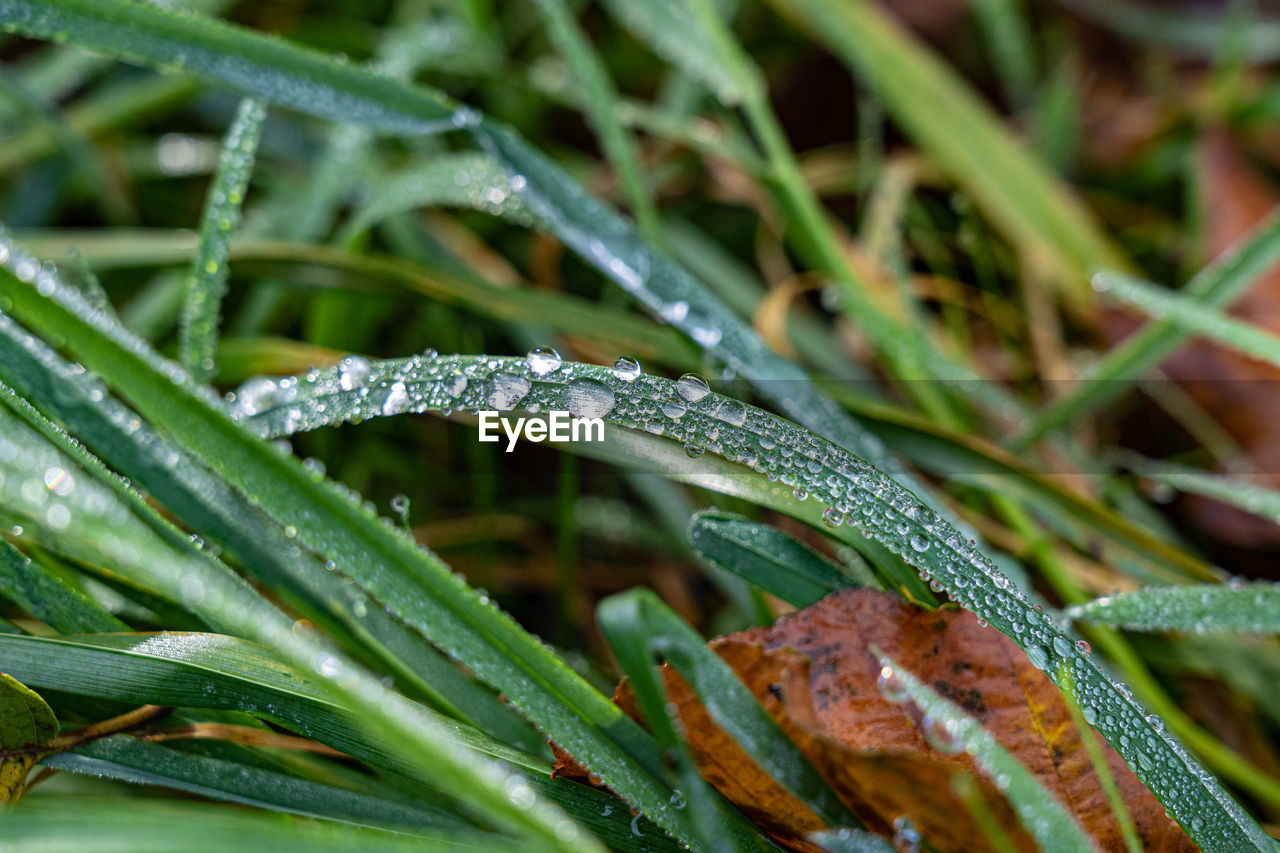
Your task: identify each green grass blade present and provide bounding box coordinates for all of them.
[0,241,687,849]
[765,0,1129,295]
[342,152,530,241]
[209,348,1275,851]
[1016,208,1280,446]
[0,798,499,852]
[1120,453,1280,526]
[1095,270,1280,369]
[687,509,866,606]
[0,538,127,634]
[594,0,746,105]
[45,736,467,832]
[0,316,544,753]
[178,97,265,383]
[1067,583,1280,635]
[530,0,658,238]
[873,649,1100,853]
[0,0,458,133]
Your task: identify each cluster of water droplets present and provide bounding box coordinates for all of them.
[220,343,1267,848]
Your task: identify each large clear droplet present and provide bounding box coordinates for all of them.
[484,371,531,411]
[612,356,641,382]
[564,378,615,418]
[676,373,710,402]
[526,346,562,376]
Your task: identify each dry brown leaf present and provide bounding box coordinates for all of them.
[554,588,1196,852]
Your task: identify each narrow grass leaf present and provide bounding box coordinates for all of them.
[600,587,859,829]
[872,649,1100,853]
[1095,271,1280,370]
[343,152,530,241]
[1120,453,1280,526]
[45,736,466,832]
[0,539,126,634]
[178,97,265,383]
[1017,208,1280,446]
[0,798,499,852]
[530,0,657,237]
[1067,583,1280,635]
[688,509,866,607]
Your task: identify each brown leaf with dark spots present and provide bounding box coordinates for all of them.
[554,588,1197,852]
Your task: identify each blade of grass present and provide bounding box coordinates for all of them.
[0,315,544,753]
[1094,270,1280,369]
[1066,583,1280,635]
[0,798,499,852]
[1016,208,1280,447]
[178,97,265,383]
[0,539,127,634]
[530,0,658,239]
[1119,453,1280,526]
[688,508,868,606]
[45,735,467,833]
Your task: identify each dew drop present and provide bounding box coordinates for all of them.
[909,533,930,553]
[564,378,615,418]
[337,355,371,391]
[442,371,467,398]
[683,443,705,458]
[484,371,531,411]
[526,346,562,376]
[676,372,710,402]
[822,507,845,527]
[612,356,641,381]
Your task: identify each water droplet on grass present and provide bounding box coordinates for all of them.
[611,356,641,381]
[526,346,562,376]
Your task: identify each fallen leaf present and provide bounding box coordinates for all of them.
[555,588,1195,852]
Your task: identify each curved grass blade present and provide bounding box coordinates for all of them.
[1119,453,1280,526]
[1095,270,1280,370]
[872,649,1100,853]
[1066,583,1280,635]
[1017,208,1280,446]
[216,349,1275,851]
[0,239,702,849]
[0,0,459,134]
[688,508,866,607]
[0,798,500,852]
[342,152,530,241]
[0,539,127,634]
[23,231,700,369]
[45,735,466,832]
[0,312,544,753]
[179,97,265,383]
